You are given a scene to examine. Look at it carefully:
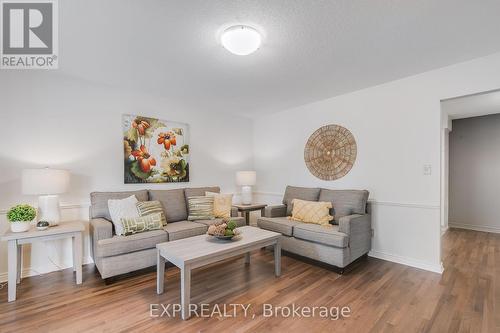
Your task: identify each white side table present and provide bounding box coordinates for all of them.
[1,221,85,302]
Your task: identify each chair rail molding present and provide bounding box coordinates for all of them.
[0,202,91,215]
[253,191,440,210]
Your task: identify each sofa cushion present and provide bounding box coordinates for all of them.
[149,189,187,222]
[163,221,208,241]
[257,217,302,236]
[293,224,348,248]
[282,186,321,216]
[96,229,167,257]
[90,190,149,221]
[318,189,369,221]
[184,186,220,206]
[196,217,245,228]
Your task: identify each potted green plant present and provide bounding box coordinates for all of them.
[7,204,36,232]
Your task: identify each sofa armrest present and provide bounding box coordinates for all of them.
[90,218,113,240]
[338,214,371,235]
[263,204,287,218]
[339,214,372,261]
[89,218,113,260]
[231,207,239,218]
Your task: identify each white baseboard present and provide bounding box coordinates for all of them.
[368,250,444,274]
[0,256,94,283]
[441,226,449,236]
[1,252,445,282]
[448,222,500,234]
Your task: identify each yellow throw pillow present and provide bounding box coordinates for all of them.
[206,192,233,218]
[288,199,333,226]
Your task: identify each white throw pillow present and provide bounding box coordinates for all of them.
[108,195,139,236]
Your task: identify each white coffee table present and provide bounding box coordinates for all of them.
[156,226,281,320]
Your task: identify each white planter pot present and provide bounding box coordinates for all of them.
[10,221,31,233]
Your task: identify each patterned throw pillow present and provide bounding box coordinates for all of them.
[288,199,334,226]
[187,196,215,221]
[120,212,163,236]
[136,201,167,225]
[205,191,232,218]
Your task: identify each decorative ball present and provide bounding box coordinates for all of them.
[36,221,50,231]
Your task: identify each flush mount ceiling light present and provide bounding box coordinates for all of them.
[220,25,262,56]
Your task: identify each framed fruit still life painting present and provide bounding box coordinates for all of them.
[123,114,189,183]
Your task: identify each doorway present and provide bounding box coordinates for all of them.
[441,89,500,239]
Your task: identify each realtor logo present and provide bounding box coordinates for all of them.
[1,0,58,69]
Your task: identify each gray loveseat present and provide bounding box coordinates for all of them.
[257,186,371,272]
[89,186,244,279]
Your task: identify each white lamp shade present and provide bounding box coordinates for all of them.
[22,168,70,195]
[236,171,256,186]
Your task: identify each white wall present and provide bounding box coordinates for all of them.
[253,52,500,273]
[449,114,500,233]
[0,71,253,281]
[4,54,500,280]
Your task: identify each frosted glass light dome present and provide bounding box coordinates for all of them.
[221,25,262,56]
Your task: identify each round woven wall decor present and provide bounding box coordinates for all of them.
[304,124,357,180]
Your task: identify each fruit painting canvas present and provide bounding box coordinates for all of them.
[123,114,189,183]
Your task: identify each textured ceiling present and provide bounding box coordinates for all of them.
[59,0,500,117]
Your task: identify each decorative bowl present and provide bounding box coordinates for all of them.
[207,219,240,240]
[213,234,236,240]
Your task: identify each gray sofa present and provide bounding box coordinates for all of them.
[257,186,371,271]
[89,186,245,279]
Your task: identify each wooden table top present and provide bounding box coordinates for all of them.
[1,221,85,241]
[232,203,267,211]
[156,226,279,264]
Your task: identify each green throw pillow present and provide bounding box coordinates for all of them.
[187,196,215,221]
[136,200,167,225]
[121,212,163,236]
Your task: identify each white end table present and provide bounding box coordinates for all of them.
[232,203,268,226]
[1,221,85,302]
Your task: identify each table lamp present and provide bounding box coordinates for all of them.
[22,168,70,226]
[236,171,256,205]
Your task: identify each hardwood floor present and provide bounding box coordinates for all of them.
[0,228,498,332]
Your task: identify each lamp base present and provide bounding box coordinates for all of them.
[241,186,253,205]
[38,195,61,226]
